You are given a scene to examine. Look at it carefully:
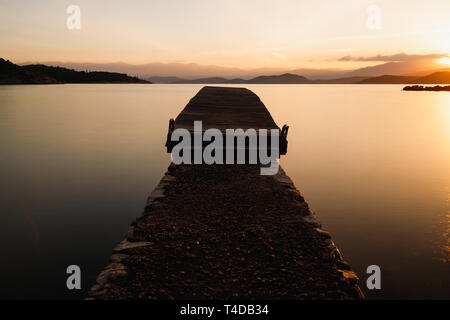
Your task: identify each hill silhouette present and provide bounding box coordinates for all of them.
[359,75,418,84]
[358,72,450,84]
[416,72,450,84]
[0,58,55,84]
[247,73,310,84]
[0,58,150,84]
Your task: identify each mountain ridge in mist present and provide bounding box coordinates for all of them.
[18,58,446,81]
[8,58,450,85]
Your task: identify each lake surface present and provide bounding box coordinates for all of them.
[0,84,448,299]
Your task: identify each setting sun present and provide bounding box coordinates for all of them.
[437,57,450,66]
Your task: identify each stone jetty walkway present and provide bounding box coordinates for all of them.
[88,86,364,300]
[88,164,363,299]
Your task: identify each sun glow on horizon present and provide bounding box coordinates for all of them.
[437,57,450,66]
[1,1,450,68]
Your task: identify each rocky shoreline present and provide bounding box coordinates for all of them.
[88,163,364,300]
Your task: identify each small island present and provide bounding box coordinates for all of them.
[403,85,450,91]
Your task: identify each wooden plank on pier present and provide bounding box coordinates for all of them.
[88,86,364,300]
[165,86,289,155]
[174,86,279,132]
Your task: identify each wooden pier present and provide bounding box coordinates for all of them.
[88,87,364,300]
[165,86,289,156]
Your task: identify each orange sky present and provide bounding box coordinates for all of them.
[1,0,450,69]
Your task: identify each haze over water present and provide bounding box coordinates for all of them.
[0,84,448,299]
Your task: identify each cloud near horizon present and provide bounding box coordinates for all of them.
[338,53,448,62]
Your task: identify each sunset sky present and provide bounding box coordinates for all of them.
[1,0,450,70]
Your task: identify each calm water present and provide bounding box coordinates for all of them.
[0,84,448,299]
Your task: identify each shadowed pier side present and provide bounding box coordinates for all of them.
[88,86,364,300]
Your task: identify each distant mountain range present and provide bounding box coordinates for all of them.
[358,72,450,84]
[148,71,450,85]
[0,58,150,84]
[2,58,450,85]
[20,58,447,81]
[165,73,310,84]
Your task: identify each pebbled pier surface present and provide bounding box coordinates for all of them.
[88,86,363,300]
[88,164,364,300]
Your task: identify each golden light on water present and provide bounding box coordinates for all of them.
[444,193,450,262]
